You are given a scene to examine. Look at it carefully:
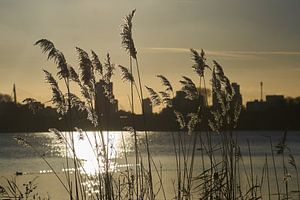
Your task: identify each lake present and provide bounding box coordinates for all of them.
[0,131,300,199]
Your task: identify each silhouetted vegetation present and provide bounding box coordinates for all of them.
[0,99,58,132]
[1,93,300,132]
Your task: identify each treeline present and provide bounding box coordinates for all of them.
[0,93,61,132]
[0,93,300,132]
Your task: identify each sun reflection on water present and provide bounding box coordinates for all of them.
[59,131,135,175]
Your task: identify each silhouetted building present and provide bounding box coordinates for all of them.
[213,82,242,107]
[142,98,152,114]
[95,80,118,118]
[246,100,267,111]
[266,95,285,108]
[246,95,285,111]
[232,82,242,105]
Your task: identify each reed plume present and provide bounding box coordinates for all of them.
[43,69,67,115]
[91,50,103,77]
[180,76,198,100]
[121,9,137,59]
[145,86,161,106]
[174,110,186,130]
[190,48,211,77]
[118,65,134,83]
[76,47,94,87]
[103,53,115,83]
[35,39,69,79]
[159,91,172,107]
[157,75,173,93]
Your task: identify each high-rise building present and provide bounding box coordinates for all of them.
[231,82,242,105]
[212,82,242,107]
[142,98,152,114]
[95,80,118,118]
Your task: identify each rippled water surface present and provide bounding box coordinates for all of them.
[1,131,300,199]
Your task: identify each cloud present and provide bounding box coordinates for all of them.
[142,47,300,60]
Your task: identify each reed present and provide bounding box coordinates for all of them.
[2,9,300,200]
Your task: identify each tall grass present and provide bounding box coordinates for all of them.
[2,9,300,200]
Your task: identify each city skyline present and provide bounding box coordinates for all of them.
[0,0,299,112]
[3,80,294,113]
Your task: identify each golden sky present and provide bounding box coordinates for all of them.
[0,0,299,111]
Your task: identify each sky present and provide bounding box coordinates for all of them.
[0,0,299,111]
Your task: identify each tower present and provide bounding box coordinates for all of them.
[13,83,17,104]
[260,81,263,102]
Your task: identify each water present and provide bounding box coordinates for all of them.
[0,131,300,199]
